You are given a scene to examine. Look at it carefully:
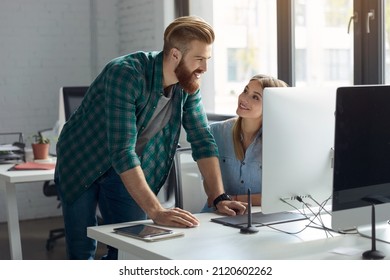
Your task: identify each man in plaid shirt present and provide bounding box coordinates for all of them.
[55,16,246,260]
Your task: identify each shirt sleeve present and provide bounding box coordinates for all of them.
[104,60,142,174]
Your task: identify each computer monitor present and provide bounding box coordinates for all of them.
[58,86,88,125]
[50,86,88,155]
[331,85,390,241]
[261,86,337,214]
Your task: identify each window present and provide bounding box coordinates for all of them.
[386,0,390,83]
[324,49,351,80]
[295,49,307,81]
[190,0,277,114]
[294,0,354,86]
[188,0,389,112]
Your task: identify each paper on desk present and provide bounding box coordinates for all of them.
[0,144,21,151]
[11,162,56,170]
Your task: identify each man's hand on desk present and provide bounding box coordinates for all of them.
[216,200,247,216]
[152,207,200,228]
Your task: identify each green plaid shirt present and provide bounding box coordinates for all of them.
[56,51,218,204]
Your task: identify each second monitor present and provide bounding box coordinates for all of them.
[261,86,337,214]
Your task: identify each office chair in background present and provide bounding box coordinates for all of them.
[173,147,207,213]
[42,181,64,250]
[173,114,234,212]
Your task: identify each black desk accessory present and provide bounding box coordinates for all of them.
[240,188,259,234]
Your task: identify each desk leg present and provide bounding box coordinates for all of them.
[4,181,23,260]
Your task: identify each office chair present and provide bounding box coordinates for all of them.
[157,162,177,209]
[173,147,207,213]
[174,115,234,212]
[42,180,65,251]
[206,113,235,123]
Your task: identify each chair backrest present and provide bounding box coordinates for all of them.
[206,113,235,123]
[43,181,58,197]
[174,147,207,213]
[156,161,176,209]
[160,113,236,211]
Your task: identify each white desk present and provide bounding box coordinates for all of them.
[88,209,390,260]
[0,163,55,259]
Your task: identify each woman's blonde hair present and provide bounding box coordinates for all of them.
[232,75,288,161]
[163,16,215,56]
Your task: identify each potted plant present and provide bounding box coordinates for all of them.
[31,133,50,160]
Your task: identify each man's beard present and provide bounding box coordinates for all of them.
[175,59,201,94]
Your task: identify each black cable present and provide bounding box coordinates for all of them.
[276,197,329,235]
[309,195,332,216]
[299,196,333,237]
[277,196,345,237]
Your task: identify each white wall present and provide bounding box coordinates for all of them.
[0,0,174,222]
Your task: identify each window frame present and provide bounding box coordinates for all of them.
[275,0,385,85]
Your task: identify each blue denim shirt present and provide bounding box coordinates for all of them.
[202,118,262,212]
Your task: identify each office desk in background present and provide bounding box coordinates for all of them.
[0,164,55,260]
[88,209,390,260]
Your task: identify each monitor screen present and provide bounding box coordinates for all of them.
[261,86,337,214]
[331,85,390,233]
[58,86,88,123]
[53,86,88,155]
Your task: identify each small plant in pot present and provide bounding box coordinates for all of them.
[31,133,50,160]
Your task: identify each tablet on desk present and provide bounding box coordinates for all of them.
[211,211,307,228]
[113,224,184,242]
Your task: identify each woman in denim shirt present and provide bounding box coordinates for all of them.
[202,75,288,212]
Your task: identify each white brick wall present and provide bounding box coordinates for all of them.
[0,0,92,136]
[0,0,173,222]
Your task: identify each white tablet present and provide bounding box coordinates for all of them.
[113,224,184,242]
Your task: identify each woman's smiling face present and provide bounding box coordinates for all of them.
[236,79,263,121]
